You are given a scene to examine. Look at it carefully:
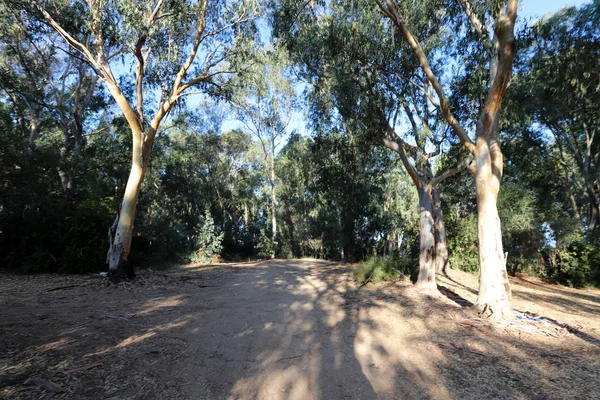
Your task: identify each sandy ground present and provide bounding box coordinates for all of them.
[0,259,599,399]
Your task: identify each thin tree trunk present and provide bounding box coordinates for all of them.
[416,185,436,288]
[106,128,153,281]
[270,153,277,259]
[432,187,449,273]
[590,202,600,240]
[473,139,512,318]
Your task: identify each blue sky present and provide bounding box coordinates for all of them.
[521,0,589,18]
[215,1,595,138]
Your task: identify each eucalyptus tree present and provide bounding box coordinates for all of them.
[374,0,519,317]
[274,0,471,288]
[0,4,104,193]
[233,46,296,258]
[24,0,258,279]
[522,1,600,243]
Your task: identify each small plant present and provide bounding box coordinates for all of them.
[189,209,224,264]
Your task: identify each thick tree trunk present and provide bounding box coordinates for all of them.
[106,129,153,281]
[416,185,436,289]
[473,140,512,318]
[432,187,449,273]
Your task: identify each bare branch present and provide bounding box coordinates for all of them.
[31,0,100,71]
[431,157,474,186]
[374,0,476,154]
[170,0,209,98]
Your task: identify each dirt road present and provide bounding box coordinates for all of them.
[1,259,599,399]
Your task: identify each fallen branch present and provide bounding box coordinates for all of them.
[65,362,101,375]
[275,354,304,363]
[46,283,88,292]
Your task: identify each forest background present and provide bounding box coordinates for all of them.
[0,0,598,290]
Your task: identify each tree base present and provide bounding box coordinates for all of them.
[472,300,513,320]
[414,280,438,291]
[107,259,135,283]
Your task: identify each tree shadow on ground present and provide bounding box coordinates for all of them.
[1,260,600,399]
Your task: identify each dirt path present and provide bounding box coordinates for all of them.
[1,260,599,399]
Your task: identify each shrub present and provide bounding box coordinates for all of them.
[352,253,415,285]
[538,242,600,287]
[255,229,274,259]
[189,209,224,263]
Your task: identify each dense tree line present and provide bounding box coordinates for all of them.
[1,1,599,317]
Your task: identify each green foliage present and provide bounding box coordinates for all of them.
[189,209,224,264]
[538,242,600,288]
[352,253,415,285]
[0,114,116,273]
[256,229,274,259]
[446,210,479,273]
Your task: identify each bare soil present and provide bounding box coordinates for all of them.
[1,259,599,399]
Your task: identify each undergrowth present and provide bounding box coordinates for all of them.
[352,254,415,285]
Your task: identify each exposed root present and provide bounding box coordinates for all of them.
[472,300,513,321]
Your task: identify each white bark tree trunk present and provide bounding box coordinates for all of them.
[473,139,512,318]
[270,151,277,259]
[432,188,449,273]
[416,185,436,289]
[106,128,153,280]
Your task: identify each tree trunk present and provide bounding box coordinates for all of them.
[590,201,600,242]
[416,185,436,289]
[432,187,449,273]
[473,139,512,318]
[270,153,277,259]
[106,129,153,281]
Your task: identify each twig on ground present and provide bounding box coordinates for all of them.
[275,354,304,363]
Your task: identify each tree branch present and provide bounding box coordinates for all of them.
[375,0,476,154]
[430,157,474,186]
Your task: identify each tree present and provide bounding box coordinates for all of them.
[233,45,296,258]
[273,0,471,288]
[0,4,103,193]
[25,0,257,279]
[375,0,519,317]
[522,1,600,243]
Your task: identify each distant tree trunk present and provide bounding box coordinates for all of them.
[416,185,436,288]
[432,187,449,273]
[243,200,249,227]
[590,201,600,241]
[106,127,154,280]
[270,151,277,259]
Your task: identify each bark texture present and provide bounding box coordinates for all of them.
[416,186,436,288]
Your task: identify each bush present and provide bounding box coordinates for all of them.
[538,242,600,287]
[446,211,479,273]
[256,229,274,259]
[352,253,415,285]
[189,209,224,264]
